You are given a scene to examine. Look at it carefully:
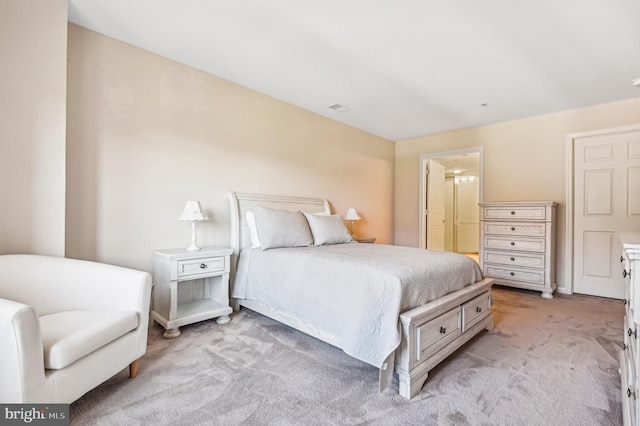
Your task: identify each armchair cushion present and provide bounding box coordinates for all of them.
[40,310,138,369]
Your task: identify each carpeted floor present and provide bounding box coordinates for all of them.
[70,287,624,425]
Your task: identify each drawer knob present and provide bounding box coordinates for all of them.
[623,343,627,350]
[621,256,625,263]
[623,270,630,279]
[624,299,628,305]
[628,328,637,338]
[510,227,516,231]
[476,306,482,313]
[510,272,515,276]
[439,327,446,334]
[200,263,207,269]
[510,242,515,246]
[510,257,515,261]
[510,211,515,215]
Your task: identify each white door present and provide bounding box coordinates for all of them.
[444,178,455,252]
[574,130,640,298]
[426,159,446,250]
[456,178,480,253]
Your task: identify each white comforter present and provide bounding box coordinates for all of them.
[233,243,483,368]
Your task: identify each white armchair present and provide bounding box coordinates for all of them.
[0,255,152,403]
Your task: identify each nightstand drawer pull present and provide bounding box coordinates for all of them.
[623,269,630,279]
[628,327,637,338]
[475,307,482,313]
[510,257,515,261]
[510,227,516,231]
[510,242,515,246]
[623,343,627,350]
[439,327,446,334]
[510,272,515,276]
[621,256,625,263]
[628,388,636,399]
[200,263,207,269]
[511,211,515,215]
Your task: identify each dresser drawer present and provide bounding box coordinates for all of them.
[483,236,546,253]
[484,265,545,286]
[417,307,461,360]
[177,257,226,278]
[482,206,547,221]
[461,292,491,331]
[483,222,546,237]
[484,250,546,269]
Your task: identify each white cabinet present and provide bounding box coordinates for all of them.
[151,246,233,338]
[620,233,640,426]
[479,201,557,298]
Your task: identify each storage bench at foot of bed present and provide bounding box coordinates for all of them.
[395,278,495,399]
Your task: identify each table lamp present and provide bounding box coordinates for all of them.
[179,201,208,251]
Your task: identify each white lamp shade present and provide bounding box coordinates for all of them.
[345,208,361,221]
[178,201,208,221]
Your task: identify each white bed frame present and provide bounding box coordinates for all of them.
[228,191,494,399]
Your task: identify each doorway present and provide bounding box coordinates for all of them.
[420,148,483,255]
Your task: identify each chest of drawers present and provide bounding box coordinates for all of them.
[621,233,640,426]
[479,201,557,299]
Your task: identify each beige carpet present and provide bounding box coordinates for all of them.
[70,287,623,425]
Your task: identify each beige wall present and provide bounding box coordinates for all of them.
[394,97,640,293]
[0,0,67,256]
[66,25,394,272]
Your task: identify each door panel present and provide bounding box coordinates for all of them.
[574,130,640,298]
[426,159,445,250]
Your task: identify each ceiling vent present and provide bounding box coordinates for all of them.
[328,103,350,113]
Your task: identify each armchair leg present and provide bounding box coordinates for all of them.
[129,360,139,378]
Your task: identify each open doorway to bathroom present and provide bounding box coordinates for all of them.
[420,148,482,262]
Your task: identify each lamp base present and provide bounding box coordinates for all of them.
[186,244,201,251]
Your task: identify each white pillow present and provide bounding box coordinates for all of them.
[245,211,261,248]
[254,205,314,250]
[303,213,354,246]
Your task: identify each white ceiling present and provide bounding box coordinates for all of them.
[68,0,640,142]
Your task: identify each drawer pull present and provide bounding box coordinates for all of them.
[475,307,482,313]
[510,211,515,215]
[439,327,446,334]
[628,328,637,338]
[200,263,207,269]
[624,299,628,305]
[628,388,636,399]
[510,257,515,261]
[623,343,627,350]
[510,242,515,246]
[621,256,625,263]
[510,227,516,231]
[510,272,515,276]
[623,270,630,279]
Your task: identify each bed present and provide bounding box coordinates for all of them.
[228,191,494,399]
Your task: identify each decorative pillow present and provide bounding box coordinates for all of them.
[254,205,314,250]
[245,211,261,248]
[303,213,354,246]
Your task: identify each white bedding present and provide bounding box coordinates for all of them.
[233,243,483,368]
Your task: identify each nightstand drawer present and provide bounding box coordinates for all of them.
[483,236,546,253]
[484,250,546,269]
[482,206,547,221]
[484,265,545,285]
[177,257,226,278]
[483,222,546,237]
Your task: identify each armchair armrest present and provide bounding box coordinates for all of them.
[0,298,46,403]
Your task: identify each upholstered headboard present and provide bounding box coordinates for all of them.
[227,191,331,276]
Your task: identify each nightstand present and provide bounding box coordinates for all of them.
[356,237,376,244]
[151,246,233,338]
